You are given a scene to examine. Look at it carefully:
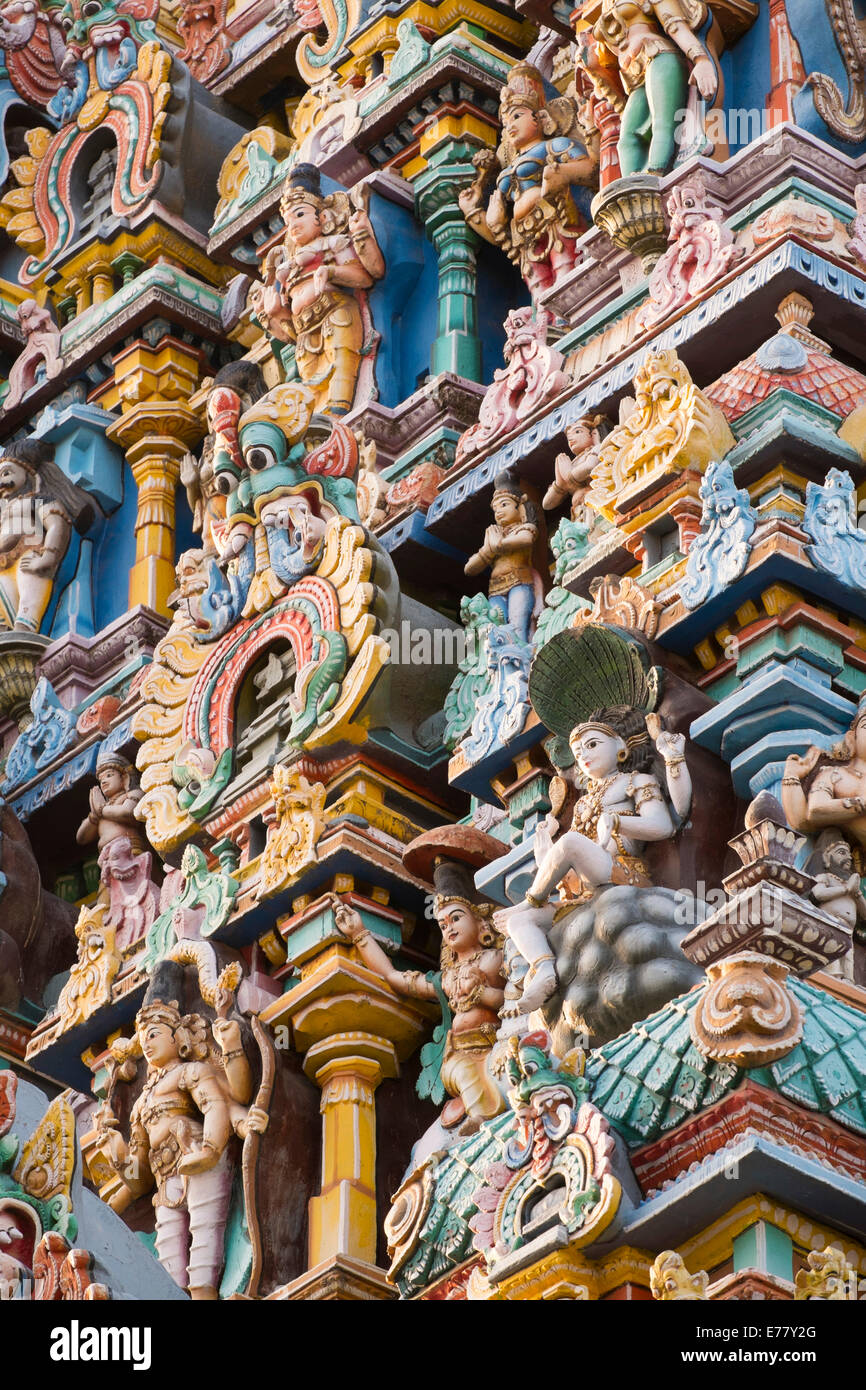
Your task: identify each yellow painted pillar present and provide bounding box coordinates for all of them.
[106,412,200,615]
[127,433,190,614]
[103,339,204,617]
[307,1037,396,1266]
[260,938,433,1284]
[90,262,115,305]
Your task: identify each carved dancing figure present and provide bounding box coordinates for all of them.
[464,471,543,644]
[576,0,717,177]
[459,62,597,298]
[509,706,691,1010]
[335,866,506,1130]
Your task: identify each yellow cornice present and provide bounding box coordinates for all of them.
[679,1195,866,1276]
[494,1244,654,1300]
[51,221,233,307]
[339,2,534,75]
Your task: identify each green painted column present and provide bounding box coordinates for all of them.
[415,143,483,381]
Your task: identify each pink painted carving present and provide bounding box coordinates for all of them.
[99,836,160,952]
[177,0,231,83]
[386,462,446,514]
[456,308,570,464]
[639,179,745,330]
[3,299,64,411]
[76,696,121,737]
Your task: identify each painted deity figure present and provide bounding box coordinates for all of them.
[335,881,506,1130]
[3,298,64,411]
[576,0,716,177]
[0,439,92,633]
[464,472,543,644]
[252,164,385,415]
[808,832,866,933]
[543,413,611,522]
[459,63,597,299]
[783,700,866,851]
[510,706,691,1009]
[76,752,147,855]
[181,362,267,555]
[97,996,266,1299]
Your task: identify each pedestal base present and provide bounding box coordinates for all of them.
[591,176,667,274]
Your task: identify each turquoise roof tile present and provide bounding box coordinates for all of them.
[397,977,866,1297]
[629,1039,668,1082]
[766,1043,809,1084]
[813,1005,856,1042]
[811,1051,857,1107]
[829,1095,866,1135]
[585,977,866,1148]
[841,1037,866,1082]
[773,1065,821,1109]
[669,1061,708,1111]
[642,1045,682,1093]
[799,1015,836,1060]
[602,1075,642,1122]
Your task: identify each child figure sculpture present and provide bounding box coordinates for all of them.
[510,705,691,1010]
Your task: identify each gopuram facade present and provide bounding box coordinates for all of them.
[0,0,865,1311]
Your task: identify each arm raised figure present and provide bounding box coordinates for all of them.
[334,898,437,1002]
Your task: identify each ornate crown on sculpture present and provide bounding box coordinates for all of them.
[500,62,547,116]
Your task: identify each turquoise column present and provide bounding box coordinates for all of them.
[415,142,483,381]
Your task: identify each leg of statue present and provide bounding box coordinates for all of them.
[507,582,535,643]
[154,1192,191,1291]
[618,88,652,177]
[523,254,553,300]
[503,900,558,1012]
[327,348,362,415]
[0,571,17,628]
[441,1043,503,1129]
[527,829,613,905]
[488,594,509,624]
[645,52,689,176]
[14,570,53,633]
[186,1157,233,1300]
[324,302,365,415]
